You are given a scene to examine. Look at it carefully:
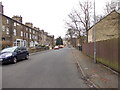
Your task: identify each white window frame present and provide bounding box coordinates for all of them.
[14,22,16,26]
[21,31,23,37]
[33,30,35,34]
[14,29,16,36]
[17,23,20,26]
[30,34,31,39]
[35,36,37,39]
[26,33,28,38]
[7,19,9,24]
[2,25,5,31]
[29,29,31,33]
[6,28,9,34]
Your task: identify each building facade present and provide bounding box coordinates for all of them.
[88,10,120,42]
[0,3,54,49]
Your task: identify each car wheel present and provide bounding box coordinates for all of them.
[13,57,17,64]
[25,54,29,60]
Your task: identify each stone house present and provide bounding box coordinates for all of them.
[0,3,54,49]
[88,10,120,42]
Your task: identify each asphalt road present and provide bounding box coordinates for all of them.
[2,47,88,88]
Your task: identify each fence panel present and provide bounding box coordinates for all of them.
[82,38,119,72]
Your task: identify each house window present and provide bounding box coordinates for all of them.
[32,35,34,39]
[17,23,20,26]
[35,36,37,39]
[30,34,31,39]
[2,25,5,31]
[6,28,9,34]
[21,31,23,37]
[14,22,16,26]
[29,29,31,33]
[33,30,35,34]
[7,19,9,24]
[2,37,5,41]
[26,33,28,38]
[26,28,28,32]
[24,32,26,37]
[14,29,16,36]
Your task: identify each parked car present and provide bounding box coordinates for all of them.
[0,46,29,64]
[54,46,59,50]
[59,45,64,48]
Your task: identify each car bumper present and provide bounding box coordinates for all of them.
[0,57,14,64]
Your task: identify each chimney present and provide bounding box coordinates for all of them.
[41,30,44,34]
[12,15,22,23]
[34,27,39,30]
[25,22,33,28]
[0,2,4,14]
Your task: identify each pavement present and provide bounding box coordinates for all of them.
[71,48,119,88]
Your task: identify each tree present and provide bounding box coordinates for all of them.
[66,28,76,39]
[56,37,63,45]
[65,0,93,43]
[104,0,120,15]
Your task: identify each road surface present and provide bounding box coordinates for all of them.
[2,47,88,88]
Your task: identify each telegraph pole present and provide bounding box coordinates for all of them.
[93,0,97,63]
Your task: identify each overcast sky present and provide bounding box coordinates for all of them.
[1,0,111,38]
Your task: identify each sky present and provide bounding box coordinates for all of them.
[1,0,111,38]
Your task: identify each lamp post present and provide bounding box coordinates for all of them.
[93,0,97,63]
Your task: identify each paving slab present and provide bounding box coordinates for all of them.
[72,48,119,88]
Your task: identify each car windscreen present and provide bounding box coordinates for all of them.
[1,47,17,53]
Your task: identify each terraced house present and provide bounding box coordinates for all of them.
[0,2,54,49]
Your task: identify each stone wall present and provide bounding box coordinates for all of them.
[88,11,119,42]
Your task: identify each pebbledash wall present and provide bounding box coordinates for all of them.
[82,11,120,72]
[0,3,54,49]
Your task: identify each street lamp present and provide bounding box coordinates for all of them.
[93,0,97,63]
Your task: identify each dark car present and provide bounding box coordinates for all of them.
[0,46,29,64]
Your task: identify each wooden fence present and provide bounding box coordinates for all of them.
[82,38,119,72]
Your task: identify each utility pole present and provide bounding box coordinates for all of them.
[93,0,97,63]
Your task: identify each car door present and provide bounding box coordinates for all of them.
[15,47,22,60]
[20,47,26,59]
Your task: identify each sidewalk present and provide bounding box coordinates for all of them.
[72,48,119,88]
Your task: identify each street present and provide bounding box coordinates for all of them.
[2,47,88,88]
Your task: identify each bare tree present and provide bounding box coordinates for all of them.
[65,28,76,45]
[104,0,120,15]
[66,28,75,39]
[75,1,93,42]
[65,0,93,43]
[65,10,80,33]
[104,2,113,15]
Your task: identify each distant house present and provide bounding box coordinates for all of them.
[88,10,120,43]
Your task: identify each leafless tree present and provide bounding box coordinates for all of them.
[65,0,93,43]
[65,28,76,45]
[66,28,75,39]
[104,2,113,15]
[104,1,119,15]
